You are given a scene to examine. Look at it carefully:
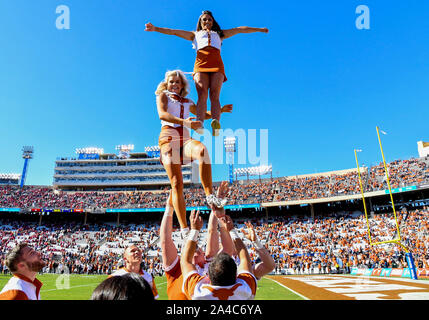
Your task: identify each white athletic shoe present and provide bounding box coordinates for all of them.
[180,227,190,240]
[211,119,221,136]
[195,121,205,135]
[206,194,227,208]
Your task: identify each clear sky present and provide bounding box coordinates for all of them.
[0,0,428,186]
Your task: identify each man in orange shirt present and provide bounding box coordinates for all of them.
[181,211,257,300]
[0,242,46,300]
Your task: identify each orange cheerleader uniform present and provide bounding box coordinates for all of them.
[157,91,195,166]
[193,30,227,82]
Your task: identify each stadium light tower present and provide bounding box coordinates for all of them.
[224,137,236,184]
[115,144,134,159]
[234,165,272,182]
[20,146,34,188]
[75,147,104,155]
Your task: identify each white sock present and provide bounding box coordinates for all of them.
[181,227,190,238]
[164,205,173,217]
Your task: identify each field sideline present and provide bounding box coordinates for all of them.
[0,274,303,300]
[3,273,428,300]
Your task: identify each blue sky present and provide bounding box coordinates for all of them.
[0,1,428,186]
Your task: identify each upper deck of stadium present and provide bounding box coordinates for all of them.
[52,146,198,191]
[1,155,428,213]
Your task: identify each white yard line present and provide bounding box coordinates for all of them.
[41,283,100,292]
[42,280,167,292]
[267,277,309,300]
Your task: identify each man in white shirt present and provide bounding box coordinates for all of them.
[109,244,159,299]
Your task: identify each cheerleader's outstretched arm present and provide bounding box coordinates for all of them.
[145,22,195,41]
[222,26,269,39]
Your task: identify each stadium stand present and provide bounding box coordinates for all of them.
[1,156,428,277]
[1,207,428,276]
[0,157,428,210]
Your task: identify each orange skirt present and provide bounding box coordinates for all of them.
[193,46,227,82]
[158,126,193,165]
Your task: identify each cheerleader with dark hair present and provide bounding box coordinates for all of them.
[145,10,268,136]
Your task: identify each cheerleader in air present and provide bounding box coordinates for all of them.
[155,69,232,235]
[145,10,268,136]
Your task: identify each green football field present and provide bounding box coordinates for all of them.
[0,273,303,300]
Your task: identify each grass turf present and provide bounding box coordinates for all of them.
[0,273,302,300]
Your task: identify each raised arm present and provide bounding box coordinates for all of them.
[180,210,203,277]
[214,181,234,256]
[205,210,220,259]
[242,221,275,279]
[206,181,234,258]
[218,215,234,256]
[145,22,195,41]
[222,26,269,40]
[221,215,253,273]
[160,191,178,268]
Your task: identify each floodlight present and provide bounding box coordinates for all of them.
[76,147,104,154]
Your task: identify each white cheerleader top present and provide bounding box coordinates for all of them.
[192,30,222,51]
[159,90,194,128]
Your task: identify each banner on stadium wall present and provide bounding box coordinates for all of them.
[350,267,429,279]
[390,268,404,277]
[78,153,99,160]
[225,204,261,210]
[30,208,84,213]
[147,151,160,158]
[401,268,412,279]
[370,268,392,277]
[417,268,429,279]
[107,207,210,213]
[0,208,20,212]
[371,269,382,276]
[364,269,373,276]
[384,185,417,194]
[380,268,392,277]
[106,203,261,213]
[106,208,164,213]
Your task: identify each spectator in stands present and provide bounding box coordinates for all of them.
[91,273,154,300]
[0,156,427,208]
[0,242,46,300]
[0,206,427,278]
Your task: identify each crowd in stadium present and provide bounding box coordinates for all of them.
[0,158,428,210]
[261,208,429,273]
[0,220,162,277]
[1,207,428,277]
[1,156,428,301]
